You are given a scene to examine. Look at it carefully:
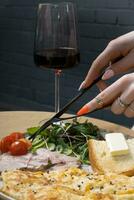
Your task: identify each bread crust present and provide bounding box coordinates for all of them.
[88,139,134,176]
[88,139,104,173]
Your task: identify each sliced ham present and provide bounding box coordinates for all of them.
[30,148,80,170]
[0,148,80,172]
[0,153,32,171]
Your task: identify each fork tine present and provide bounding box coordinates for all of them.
[29,71,105,140]
[29,117,55,141]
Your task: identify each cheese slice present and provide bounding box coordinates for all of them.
[105,133,129,156]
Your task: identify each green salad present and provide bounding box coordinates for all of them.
[26,119,103,164]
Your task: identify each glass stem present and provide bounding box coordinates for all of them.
[55,69,61,113]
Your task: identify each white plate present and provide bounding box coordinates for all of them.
[0,181,13,200]
[0,192,14,200]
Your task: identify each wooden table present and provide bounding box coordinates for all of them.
[0,111,134,138]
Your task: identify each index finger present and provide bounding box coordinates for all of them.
[84,43,121,87]
[86,77,125,111]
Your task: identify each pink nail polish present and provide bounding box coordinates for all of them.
[102,69,114,80]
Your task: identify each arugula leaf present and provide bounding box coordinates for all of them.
[26,119,103,164]
[27,127,39,134]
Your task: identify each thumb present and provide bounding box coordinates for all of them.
[97,80,108,92]
[83,43,121,88]
[102,50,134,80]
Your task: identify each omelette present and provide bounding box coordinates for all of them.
[1,167,134,200]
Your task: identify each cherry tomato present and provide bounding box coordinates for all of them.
[0,136,14,153]
[0,139,4,152]
[10,132,24,141]
[0,132,24,154]
[19,138,32,149]
[10,141,28,156]
[0,139,7,153]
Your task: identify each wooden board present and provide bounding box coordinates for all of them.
[0,111,134,138]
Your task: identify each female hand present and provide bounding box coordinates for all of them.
[79,31,134,89]
[77,31,134,118]
[77,73,134,118]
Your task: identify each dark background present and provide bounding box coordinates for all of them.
[0,0,134,127]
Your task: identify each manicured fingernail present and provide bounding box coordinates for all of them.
[77,104,90,116]
[102,69,114,80]
[78,81,85,91]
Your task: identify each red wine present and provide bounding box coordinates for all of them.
[34,48,80,69]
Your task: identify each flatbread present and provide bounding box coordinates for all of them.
[1,167,134,200]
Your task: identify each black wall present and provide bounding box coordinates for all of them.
[0,0,134,127]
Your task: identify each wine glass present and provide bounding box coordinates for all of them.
[34,2,80,112]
